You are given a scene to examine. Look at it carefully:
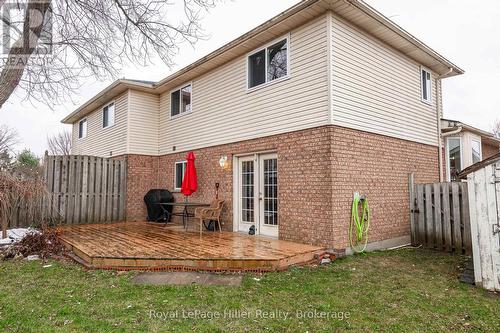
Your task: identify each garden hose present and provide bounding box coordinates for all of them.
[349,193,370,253]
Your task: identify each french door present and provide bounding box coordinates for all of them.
[237,153,278,238]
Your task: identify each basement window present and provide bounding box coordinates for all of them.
[78,119,87,139]
[248,37,289,89]
[171,84,192,117]
[421,67,432,104]
[174,161,187,190]
[102,102,115,128]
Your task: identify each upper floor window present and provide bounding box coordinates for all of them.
[78,119,87,139]
[248,37,289,89]
[421,67,432,103]
[171,84,192,117]
[174,161,187,190]
[471,139,482,164]
[102,102,115,128]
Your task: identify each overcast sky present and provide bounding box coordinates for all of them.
[1,0,499,155]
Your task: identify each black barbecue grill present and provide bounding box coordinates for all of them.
[144,189,174,222]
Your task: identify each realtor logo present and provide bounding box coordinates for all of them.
[1,0,52,55]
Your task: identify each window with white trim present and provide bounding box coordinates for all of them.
[447,137,462,181]
[471,139,482,164]
[248,38,288,89]
[171,84,192,117]
[78,119,87,139]
[174,161,187,190]
[421,68,432,103]
[102,102,115,128]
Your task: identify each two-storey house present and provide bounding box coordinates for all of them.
[62,0,464,250]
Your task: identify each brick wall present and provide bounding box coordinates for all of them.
[124,125,439,248]
[330,126,439,248]
[125,155,160,220]
[156,126,334,246]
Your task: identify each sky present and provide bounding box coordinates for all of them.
[0,0,499,155]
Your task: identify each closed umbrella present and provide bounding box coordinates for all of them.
[181,152,198,197]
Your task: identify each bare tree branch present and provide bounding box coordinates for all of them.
[0,0,220,109]
[47,130,71,155]
[0,124,19,152]
[492,119,500,139]
[0,0,51,108]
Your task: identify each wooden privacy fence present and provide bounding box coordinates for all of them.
[44,155,127,225]
[409,177,472,255]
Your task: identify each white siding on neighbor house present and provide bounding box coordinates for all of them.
[330,13,440,146]
[128,90,160,155]
[158,15,330,154]
[71,92,128,157]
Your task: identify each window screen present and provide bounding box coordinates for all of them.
[171,89,181,116]
[421,69,432,102]
[78,119,87,139]
[248,49,266,88]
[103,103,115,128]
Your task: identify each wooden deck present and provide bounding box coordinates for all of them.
[58,222,325,271]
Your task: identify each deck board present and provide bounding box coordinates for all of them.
[57,222,325,271]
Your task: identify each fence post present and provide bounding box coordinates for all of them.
[1,211,6,239]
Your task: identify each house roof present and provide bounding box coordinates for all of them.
[458,152,500,179]
[62,0,465,124]
[441,118,500,146]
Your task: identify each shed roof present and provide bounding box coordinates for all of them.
[458,153,500,179]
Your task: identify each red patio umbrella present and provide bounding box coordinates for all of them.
[181,152,198,197]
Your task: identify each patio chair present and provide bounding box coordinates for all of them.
[195,199,225,236]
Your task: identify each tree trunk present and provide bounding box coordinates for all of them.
[0,0,50,108]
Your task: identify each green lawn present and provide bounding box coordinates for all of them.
[0,249,498,332]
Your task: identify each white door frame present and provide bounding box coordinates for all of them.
[233,152,279,238]
[258,153,279,237]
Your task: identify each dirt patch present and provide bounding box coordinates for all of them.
[131,272,243,286]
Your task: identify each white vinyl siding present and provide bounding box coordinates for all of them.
[71,92,128,157]
[158,15,329,154]
[330,13,440,146]
[128,90,160,155]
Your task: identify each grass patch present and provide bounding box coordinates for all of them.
[0,249,498,332]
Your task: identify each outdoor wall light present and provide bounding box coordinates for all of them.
[219,155,228,170]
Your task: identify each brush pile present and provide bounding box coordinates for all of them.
[0,226,64,261]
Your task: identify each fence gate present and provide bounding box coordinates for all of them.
[409,178,472,255]
[44,155,127,224]
[466,161,500,292]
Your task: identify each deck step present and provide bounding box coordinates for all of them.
[65,251,93,269]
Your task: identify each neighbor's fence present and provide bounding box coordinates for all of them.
[466,161,500,291]
[43,155,127,225]
[409,176,472,255]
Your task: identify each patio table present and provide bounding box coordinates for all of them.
[156,202,210,230]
